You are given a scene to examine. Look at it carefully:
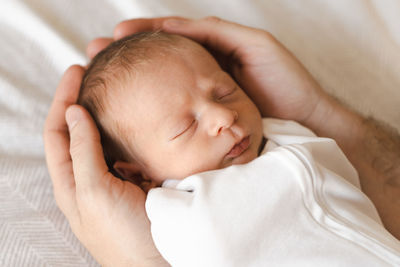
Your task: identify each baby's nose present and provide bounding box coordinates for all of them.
[207,105,238,136]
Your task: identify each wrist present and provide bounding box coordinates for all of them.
[301,93,364,160]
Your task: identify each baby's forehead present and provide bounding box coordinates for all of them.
[104,35,226,114]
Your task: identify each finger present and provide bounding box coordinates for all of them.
[162,16,273,57]
[113,16,185,40]
[66,105,109,194]
[44,65,84,218]
[86,37,113,59]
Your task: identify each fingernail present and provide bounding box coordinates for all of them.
[66,106,81,131]
[164,19,188,28]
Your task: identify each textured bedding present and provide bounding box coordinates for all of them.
[1,0,399,266]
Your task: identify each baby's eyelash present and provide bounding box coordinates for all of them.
[173,120,196,140]
[185,119,196,133]
[217,87,237,100]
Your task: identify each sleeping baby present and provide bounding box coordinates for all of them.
[78,32,400,266]
[79,31,266,190]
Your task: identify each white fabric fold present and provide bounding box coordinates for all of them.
[146,118,400,266]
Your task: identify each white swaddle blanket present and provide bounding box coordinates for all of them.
[146,118,400,266]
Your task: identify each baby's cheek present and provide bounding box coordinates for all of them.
[174,151,217,179]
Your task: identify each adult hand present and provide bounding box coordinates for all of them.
[43,65,169,267]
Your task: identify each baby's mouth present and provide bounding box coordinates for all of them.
[226,136,250,158]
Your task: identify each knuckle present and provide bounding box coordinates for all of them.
[263,31,276,42]
[203,16,223,24]
[254,30,277,46]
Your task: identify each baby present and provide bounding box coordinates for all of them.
[79,31,266,189]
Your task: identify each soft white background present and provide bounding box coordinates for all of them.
[0,0,399,266]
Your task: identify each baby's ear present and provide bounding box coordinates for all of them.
[113,161,143,181]
[113,161,157,192]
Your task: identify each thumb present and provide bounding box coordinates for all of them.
[66,105,109,192]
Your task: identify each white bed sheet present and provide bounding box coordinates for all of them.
[1,0,399,266]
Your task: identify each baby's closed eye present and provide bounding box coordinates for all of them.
[172,119,197,140]
[215,86,237,100]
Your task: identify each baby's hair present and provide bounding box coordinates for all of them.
[78,31,180,172]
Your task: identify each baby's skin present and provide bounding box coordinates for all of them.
[102,36,265,187]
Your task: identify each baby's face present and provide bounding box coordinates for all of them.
[113,39,263,184]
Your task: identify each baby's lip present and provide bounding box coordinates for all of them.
[226,136,250,159]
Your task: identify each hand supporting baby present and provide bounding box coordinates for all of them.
[44,66,168,267]
[44,16,400,266]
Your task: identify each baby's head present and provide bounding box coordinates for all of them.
[78,32,263,187]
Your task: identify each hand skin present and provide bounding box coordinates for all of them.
[109,16,400,240]
[43,66,170,267]
[44,16,400,267]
